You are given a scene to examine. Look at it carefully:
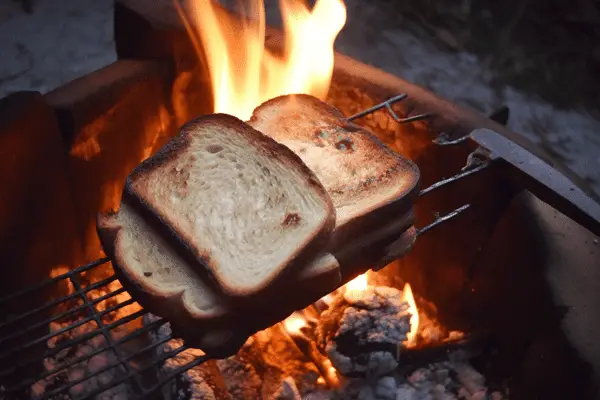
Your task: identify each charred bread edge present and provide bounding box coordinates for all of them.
[125,113,337,302]
[96,210,231,334]
[251,93,346,120]
[331,178,419,252]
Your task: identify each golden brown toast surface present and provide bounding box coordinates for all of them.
[249,94,420,245]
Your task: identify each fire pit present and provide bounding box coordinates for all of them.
[1,1,599,399]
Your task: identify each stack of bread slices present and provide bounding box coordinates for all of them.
[97,94,420,358]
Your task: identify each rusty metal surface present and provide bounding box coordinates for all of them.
[463,192,600,399]
[44,60,179,262]
[0,91,84,392]
[469,128,600,238]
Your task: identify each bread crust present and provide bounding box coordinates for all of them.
[125,113,336,301]
[249,94,420,251]
[97,210,232,334]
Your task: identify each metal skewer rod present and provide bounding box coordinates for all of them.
[417,204,471,236]
[419,163,491,197]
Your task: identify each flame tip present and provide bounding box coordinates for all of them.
[181,0,346,119]
[402,283,419,347]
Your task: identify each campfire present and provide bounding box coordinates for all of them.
[174,0,346,120]
[1,0,599,399]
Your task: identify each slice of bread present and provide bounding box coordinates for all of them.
[248,94,420,250]
[97,202,227,331]
[124,114,335,300]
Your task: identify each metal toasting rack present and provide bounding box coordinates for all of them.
[1,95,599,400]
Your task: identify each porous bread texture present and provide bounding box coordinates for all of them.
[126,114,335,299]
[248,94,420,246]
[97,203,225,326]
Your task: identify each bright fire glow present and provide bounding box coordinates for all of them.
[283,311,307,334]
[343,273,368,302]
[402,283,419,347]
[345,273,368,292]
[175,0,347,120]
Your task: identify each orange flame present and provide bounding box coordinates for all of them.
[283,311,307,334]
[402,283,419,347]
[176,0,347,120]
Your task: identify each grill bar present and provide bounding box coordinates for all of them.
[69,272,141,397]
[345,93,431,124]
[132,355,211,400]
[419,162,491,197]
[417,204,471,236]
[0,293,138,373]
[77,343,191,400]
[0,258,109,305]
[0,285,126,347]
[38,335,181,400]
[2,316,169,395]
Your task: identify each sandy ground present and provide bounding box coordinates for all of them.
[1,0,599,197]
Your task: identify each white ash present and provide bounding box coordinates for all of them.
[145,305,505,400]
[147,317,226,400]
[29,271,143,400]
[148,314,334,399]
[272,376,301,400]
[215,356,262,399]
[148,316,322,400]
[393,361,504,400]
[316,286,412,378]
[332,360,504,400]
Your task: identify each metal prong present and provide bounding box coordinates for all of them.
[419,162,491,197]
[433,133,470,146]
[417,204,471,236]
[433,107,509,146]
[345,94,407,121]
[387,110,432,124]
[382,98,431,124]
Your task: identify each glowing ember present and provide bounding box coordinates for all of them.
[343,273,368,302]
[283,311,307,334]
[345,273,368,291]
[402,282,419,347]
[175,0,347,120]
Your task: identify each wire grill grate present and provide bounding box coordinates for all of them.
[0,258,210,400]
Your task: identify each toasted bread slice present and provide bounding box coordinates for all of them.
[124,114,335,300]
[249,94,420,250]
[97,202,226,330]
